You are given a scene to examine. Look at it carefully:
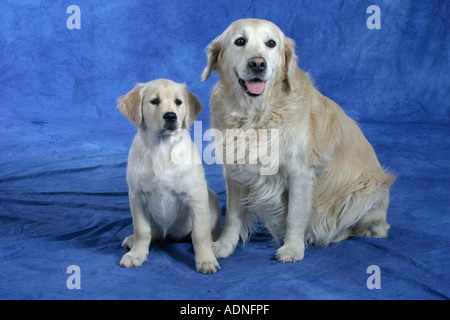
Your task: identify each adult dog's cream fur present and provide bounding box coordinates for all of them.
[202,19,395,263]
[118,79,221,273]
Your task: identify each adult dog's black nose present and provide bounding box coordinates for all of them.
[248,57,266,72]
[163,112,177,122]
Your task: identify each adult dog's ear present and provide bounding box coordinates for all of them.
[201,35,223,81]
[283,36,298,91]
[184,89,203,129]
[117,83,144,127]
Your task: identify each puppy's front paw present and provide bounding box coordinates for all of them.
[276,244,305,263]
[212,240,236,259]
[120,252,147,268]
[196,258,220,274]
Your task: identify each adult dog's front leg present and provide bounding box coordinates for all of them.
[120,193,151,267]
[212,177,247,259]
[276,169,314,263]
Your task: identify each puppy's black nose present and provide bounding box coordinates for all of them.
[163,112,177,122]
[248,57,266,72]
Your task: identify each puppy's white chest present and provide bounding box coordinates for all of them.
[140,172,190,236]
[138,169,186,208]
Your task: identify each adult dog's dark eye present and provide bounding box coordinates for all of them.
[150,98,160,105]
[234,37,246,46]
[266,40,276,48]
[174,98,182,106]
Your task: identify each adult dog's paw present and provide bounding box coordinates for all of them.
[276,244,305,263]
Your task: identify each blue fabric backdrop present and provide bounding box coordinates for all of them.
[0,0,448,300]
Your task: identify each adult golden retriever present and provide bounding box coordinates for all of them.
[202,19,395,263]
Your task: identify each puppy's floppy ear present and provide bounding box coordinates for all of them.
[201,34,223,81]
[184,89,203,129]
[117,83,144,127]
[284,36,299,91]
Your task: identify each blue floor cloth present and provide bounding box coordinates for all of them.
[0,0,448,300]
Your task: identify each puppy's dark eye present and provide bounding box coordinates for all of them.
[266,40,276,48]
[150,98,160,105]
[174,99,182,106]
[234,37,246,46]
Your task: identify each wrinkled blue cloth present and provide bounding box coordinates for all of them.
[0,0,448,300]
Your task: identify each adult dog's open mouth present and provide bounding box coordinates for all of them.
[239,78,266,96]
[236,72,266,97]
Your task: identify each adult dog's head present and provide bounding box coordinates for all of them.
[117,79,202,135]
[202,19,298,100]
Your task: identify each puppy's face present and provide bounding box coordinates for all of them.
[140,81,189,135]
[118,79,202,135]
[202,19,298,97]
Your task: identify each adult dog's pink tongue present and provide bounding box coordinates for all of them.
[245,81,265,95]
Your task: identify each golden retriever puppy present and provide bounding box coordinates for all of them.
[117,79,221,273]
[202,19,395,263]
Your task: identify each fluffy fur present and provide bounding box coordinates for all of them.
[117,79,221,273]
[202,19,395,263]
